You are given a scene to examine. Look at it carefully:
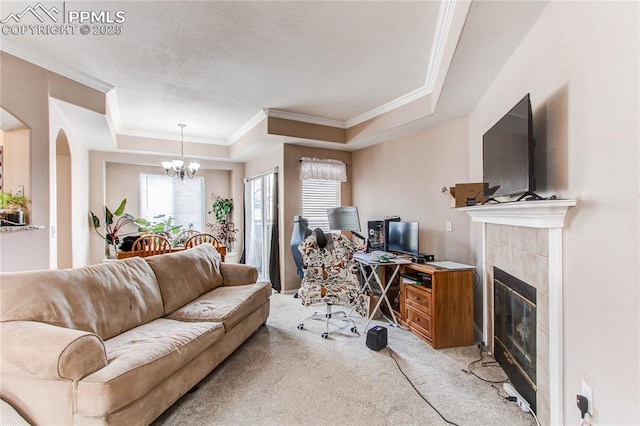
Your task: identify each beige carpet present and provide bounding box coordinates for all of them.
[153,292,535,426]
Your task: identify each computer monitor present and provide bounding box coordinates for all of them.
[387,221,419,255]
[327,206,364,240]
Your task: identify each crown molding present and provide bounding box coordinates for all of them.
[425,0,459,91]
[227,109,268,144]
[1,39,114,93]
[265,108,346,129]
[345,86,432,128]
[105,89,121,142]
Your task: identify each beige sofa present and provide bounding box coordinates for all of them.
[0,243,271,425]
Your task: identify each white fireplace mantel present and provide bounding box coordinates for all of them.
[459,199,577,228]
[460,198,577,425]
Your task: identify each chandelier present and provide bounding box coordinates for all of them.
[161,124,200,180]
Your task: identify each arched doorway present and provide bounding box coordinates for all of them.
[56,129,72,269]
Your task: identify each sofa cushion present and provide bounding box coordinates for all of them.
[0,258,163,340]
[77,318,224,417]
[166,282,272,331]
[145,243,224,315]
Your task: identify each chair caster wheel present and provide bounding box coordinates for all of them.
[321,332,328,339]
[351,326,357,333]
[297,324,304,330]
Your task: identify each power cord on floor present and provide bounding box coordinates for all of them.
[529,409,541,426]
[388,347,459,426]
[461,345,509,384]
[487,357,541,426]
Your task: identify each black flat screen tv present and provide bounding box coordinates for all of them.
[483,94,537,200]
[387,221,419,255]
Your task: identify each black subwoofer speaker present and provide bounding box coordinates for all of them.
[366,326,387,351]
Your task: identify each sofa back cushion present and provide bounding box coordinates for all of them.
[144,243,223,315]
[0,258,164,340]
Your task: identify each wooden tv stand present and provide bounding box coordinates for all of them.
[399,262,474,349]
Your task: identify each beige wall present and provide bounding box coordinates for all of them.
[0,54,51,271]
[467,2,639,423]
[351,117,481,327]
[49,101,92,268]
[352,117,472,261]
[0,53,105,272]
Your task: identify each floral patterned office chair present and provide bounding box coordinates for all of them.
[297,229,367,338]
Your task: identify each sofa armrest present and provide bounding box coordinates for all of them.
[0,321,107,381]
[220,263,259,286]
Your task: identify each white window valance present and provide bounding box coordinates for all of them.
[299,157,347,182]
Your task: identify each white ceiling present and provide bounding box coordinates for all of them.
[0,0,548,159]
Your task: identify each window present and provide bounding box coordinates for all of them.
[301,178,340,231]
[139,173,205,231]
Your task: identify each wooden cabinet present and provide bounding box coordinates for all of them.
[399,263,474,349]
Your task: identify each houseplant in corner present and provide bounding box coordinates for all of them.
[90,198,136,258]
[0,190,30,226]
[206,196,239,251]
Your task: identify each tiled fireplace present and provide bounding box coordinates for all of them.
[487,224,548,420]
[462,200,576,426]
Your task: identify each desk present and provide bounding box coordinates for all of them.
[400,262,474,348]
[353,253,411,330]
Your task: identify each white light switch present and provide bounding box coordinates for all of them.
[446,221,452,232]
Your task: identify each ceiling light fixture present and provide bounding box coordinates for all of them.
[161,124,200,181]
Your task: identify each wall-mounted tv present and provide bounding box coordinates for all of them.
[483,94,539,200]
[387,221,419,255]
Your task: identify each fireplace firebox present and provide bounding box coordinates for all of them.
[493,267,537,412]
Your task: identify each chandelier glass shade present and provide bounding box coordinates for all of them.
[162,124,200,180]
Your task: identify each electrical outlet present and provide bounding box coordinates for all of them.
[446,221,452,232]
[582,380,593,415]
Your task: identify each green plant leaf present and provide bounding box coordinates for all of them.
[90,212,100,228]
[114,198,127,216]
[105,207,114,225]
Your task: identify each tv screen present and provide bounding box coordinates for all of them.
[483,94,535,199]
[387,221,419,255]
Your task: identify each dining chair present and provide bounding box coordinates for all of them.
[174,229,200,246]
[131,234,172,257]
[184,233,222,249]
[184,233,226,261]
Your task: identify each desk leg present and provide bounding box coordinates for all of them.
[358,262,377,294]
[364,265,399,330]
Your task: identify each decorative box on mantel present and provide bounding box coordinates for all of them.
[459,199,577,426]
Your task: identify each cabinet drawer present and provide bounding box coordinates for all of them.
[404,285,431,315]
[405,305,432,338]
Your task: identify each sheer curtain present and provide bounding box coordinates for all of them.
[243,169,280,290]
[299,157,347,182]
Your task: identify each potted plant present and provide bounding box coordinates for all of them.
[0,191,30,226]
[90,198,136,258]
[211,196,233,222]
[206,220,239,250]
[133,214,183,241]
[206,196,239,250]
